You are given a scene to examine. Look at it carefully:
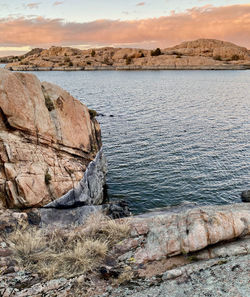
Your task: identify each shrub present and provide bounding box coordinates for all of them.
[138,51,145,58]
[213,55,222,61]
[231,54,240,61]
[151,48,162,56]
[68,61,73,67]
[44,95,55,112]
[64,57,71,63]
[103,57,113,65]
[126,56,132,65]
[91,50,96,57]
[89,109,97,118]
[45,170,52,185]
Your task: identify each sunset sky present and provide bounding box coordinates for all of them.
[0,0,250,56]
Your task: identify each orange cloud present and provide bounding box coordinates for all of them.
[136,2,146,6]
[53,1,64,5]
[26,2,41,9]
[0,4,250,51]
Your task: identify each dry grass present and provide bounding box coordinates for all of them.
[6,212,130,280]
[113,266,134,285]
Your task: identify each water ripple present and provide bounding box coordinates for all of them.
[30,70,250,213]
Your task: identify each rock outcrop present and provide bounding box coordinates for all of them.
[116,203,250,263]
[4,39,250,71]
[168,38,250,60]
[0,203,249,296]
[241,190,250,202]
[0,68,104,209]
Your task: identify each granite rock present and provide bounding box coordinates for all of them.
[0,69,103,208]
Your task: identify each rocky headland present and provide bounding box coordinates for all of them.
[0,69,249,296]
[3,39,250,71]
[0,68,105,209]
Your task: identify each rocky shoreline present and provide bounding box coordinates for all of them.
[0,68,249,296]
[3,39,250,72]
[5,64,250,71]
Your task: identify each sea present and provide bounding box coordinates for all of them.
[2,67,250,213]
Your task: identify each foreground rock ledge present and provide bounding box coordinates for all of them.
[0,68,105,208]
[0,203,249,297]
[117,203,250,264]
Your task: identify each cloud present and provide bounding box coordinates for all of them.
[53,1,64,5]
[26,2,41,9]
[0,4,250,52]
[136,2,145,6]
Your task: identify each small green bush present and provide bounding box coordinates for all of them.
[103,57,113,66]
[126,56,132,65]
[45,95,55,111]
[89,109,97,119]
[45,171,52,185]
[231,54,240,61]
[64,57,71,63]
[151,48,162,56]
[91,50,96,57]
[138,51,145,58]
[213,55,222,61]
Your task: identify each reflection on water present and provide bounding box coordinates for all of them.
[26,70,250,213]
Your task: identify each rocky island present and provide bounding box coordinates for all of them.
[0,69,249,296]
[3,39,250,71]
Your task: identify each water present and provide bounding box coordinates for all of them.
[28,70,250,213]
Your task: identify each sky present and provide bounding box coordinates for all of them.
[0,0,250,56]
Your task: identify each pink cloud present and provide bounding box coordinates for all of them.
[0,4,250,50]
[53,1,64,5]
[136,2,146,6]
[26,2,41,9]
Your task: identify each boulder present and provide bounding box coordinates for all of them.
[0,68,104,208]
[241,190,250,202]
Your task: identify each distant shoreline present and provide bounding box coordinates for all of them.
[5,64,250,71]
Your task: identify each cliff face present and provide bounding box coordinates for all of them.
[0,69,104,208]
[4,39,250,70]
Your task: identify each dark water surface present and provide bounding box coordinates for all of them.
[30,70,249,213]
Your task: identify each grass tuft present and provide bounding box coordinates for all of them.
[6,212,130,280]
